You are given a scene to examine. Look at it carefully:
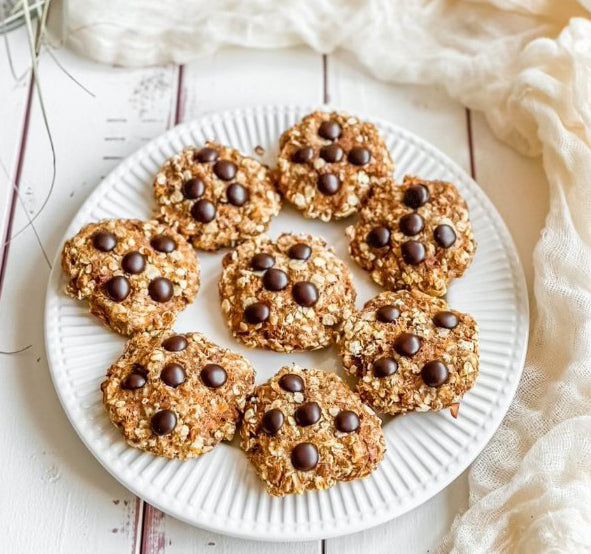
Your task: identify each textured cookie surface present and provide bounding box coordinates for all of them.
[219,233,356,352]
[277,110,394,221]
[346,175,476,296]
[154,141,281,251]
[61,218,200,335]
[240,365,385,496]
[102,330,255,459]
[337,290,479,415]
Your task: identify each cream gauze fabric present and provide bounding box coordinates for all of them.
[64,1,591,552]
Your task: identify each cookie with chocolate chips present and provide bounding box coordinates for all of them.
[61,218,200,335]
[102,330,255,459]
[337,290,479,415]
[346,175,476,296]
[276,110,394,221]
[240,365,385,496]
[154,141,281,251]
[218,233,356,352]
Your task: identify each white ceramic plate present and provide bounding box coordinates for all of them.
[45,105,528,541]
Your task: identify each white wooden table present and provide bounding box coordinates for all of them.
[0,26,548,554]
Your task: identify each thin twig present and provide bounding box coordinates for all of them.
[2,0,57,247]
[0,344,32,355]
[44,43,96,97]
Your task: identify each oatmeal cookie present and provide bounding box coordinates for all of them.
[102,330,255,459]
[240,365,385,496]
[277,110,394,221]
[61,218,200,335]
[346,175,476,296]
[219,233,356,352]
[154,141,281,251]
[337,290,479,415]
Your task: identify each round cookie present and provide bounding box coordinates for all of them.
[240,365,385,496]
[219,233,356,352]
[346,175,476,296]
[61,218,200,335]
[277,110,394,221]
[154,141,281,251]
[337,290,479,415]
[102,330,255,459]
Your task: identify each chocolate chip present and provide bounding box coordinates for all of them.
[105,276,130,302]
[251,253,275,271]
[121,251,145,274]
[292,147,315,164]
[151,235,177,253]
[279,373,304,393]
[318,120,342,140]
[421,360,449,387]
[151,410,177,435]
[161,363,186,388]
[213,160,237,181]
[399,213,425,236]
[348,146,371,166]
[367,226,391,248]
[292,281,319,307]
[121,370,146,390]
[191,199,216,223]
[183,178,205,199]
[295,402,321,427]
[376,305,400,323]
[244,302,270,324]
[200,363,227,388]
[194,147,219,163]
[403,184,430,208]
[335,410,360,433]
[433,311,459,329]
[401,240,426,265]
[317,173,341,196]
[373,357,398,377]
[92,230,116,252]
[434,224,456,248]
[148,277,173,302]
[394,333,422,356]
[288,243,311,260]
[162,335,188,352]
[261,409,284,435]
[291,442,319,471]
[262,268,289,291]
[319,144,344,163]
[226,183,249,206]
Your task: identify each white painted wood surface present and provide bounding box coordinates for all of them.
[0,23,548,554]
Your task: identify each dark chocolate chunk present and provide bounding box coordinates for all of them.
[194,147,219,163]
[151,235,177,253]
[394,333,422,356]
[262,268,289,291]
[319,143,344,163]
[292,147,314,164]
[434,224,456,248]
[200,363,227,388]
[191,199,216,223]
[317,173,341,196]
[151,410,177,435]
[399,213,425,236]
[335,410,360,433]
[105,276,130,302]
[292,281,319,307]
[421,360,449,387]
[295,402,321,427]
[161,363,186,388]
[288,243,311,260]
[318,120,342,140]
[183,178,205,199]
[279,373,304,393]
[261,409,284,435]
[373,357,398,378]
[121,251,145,274]
[148,277,173,302]
[403,184,430,208]
[376,305,400,323]
[93,230,116,252]
[213,159,237,181]
[244,302,270,324]
[162,335,188,352]
[401,240,426,265]
[433,311,459,329]
[226,183,249,206]
[348,146,371,166]
[291,442,319,471]
[251,253,275,271]
[366,226,391,248]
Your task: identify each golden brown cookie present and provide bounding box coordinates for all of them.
[218,233,356,352]
[346,175,476,296]
[154,141,281,251]
[277,110,394,221]
[61,218,200,335]
[240,365,385,496]
[102,330,255,459]
[337,290,479,415]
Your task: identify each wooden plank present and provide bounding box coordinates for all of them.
[324,50,472,554]
[467,110,548,297]
[0,38,178,553]
[146,46,323,554]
